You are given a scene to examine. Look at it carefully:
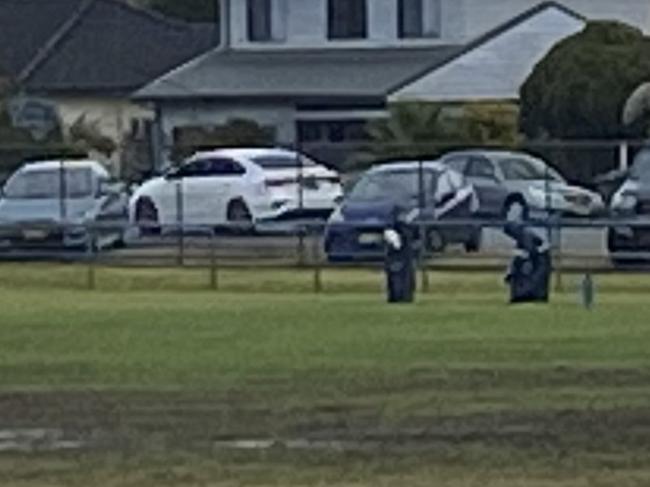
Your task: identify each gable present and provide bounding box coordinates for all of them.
[0,0,214,94]
[0,0,81,78]
[24,0,214,93]
[388,5,586,103]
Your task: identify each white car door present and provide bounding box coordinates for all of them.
[194,158,248,225]
[169,159,210,226]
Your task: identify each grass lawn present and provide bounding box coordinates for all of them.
[1,264,650,485]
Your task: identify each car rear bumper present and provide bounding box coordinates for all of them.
[324,223,477,261]
[255,200,338,223]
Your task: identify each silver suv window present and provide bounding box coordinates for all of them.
[4,168,93,199]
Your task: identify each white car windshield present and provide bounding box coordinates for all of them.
[3,168,93,199]
[630,149,650,181]
[251,155,316,169]
[498,157,564,182]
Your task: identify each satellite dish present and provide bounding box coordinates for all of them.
[7,96,61,141]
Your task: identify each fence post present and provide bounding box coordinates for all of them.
[86,226,96,291]
[553,222,564,293]
[419,222,430,294]
[417,160,430,295]
[312,226,323,293]
[619,141,629,171]
[297,225,306,267]
[175,182,184,266]
[209,229,218,291]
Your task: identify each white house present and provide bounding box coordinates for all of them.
[389,4,586,102]
[223,0,649,50]
[135,1,650,167]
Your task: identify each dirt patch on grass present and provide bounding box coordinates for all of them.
[2,367,650,454]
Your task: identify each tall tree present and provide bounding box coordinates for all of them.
[354,102,519,171]
[519,21,650,181]
[521,21,650,140]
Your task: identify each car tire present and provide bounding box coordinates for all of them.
[607,228,630,267]
[464,229,482,253]
[227,199,254,234]
[503,197,529,223]
[425,227,446,253]
[135,198,160,235]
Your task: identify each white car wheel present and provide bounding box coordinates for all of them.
[227,200,253,233]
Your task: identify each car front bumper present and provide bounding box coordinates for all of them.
[608,214,650,251]
[529,196,605,218]
[0,224,92,249]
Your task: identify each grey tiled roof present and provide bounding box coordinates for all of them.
[0,0,215,94]
[134,45,461,101]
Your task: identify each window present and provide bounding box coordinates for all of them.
[444,155,470,174]
[632,149,650,181]
[297,121,369,144]
[207,158,246,176]
[399,0,423,38]
[174,160,208,178]
[467,157,496,180]
[399,0,442,39]
[350,170,424,201]
[4,168,93,200]
[298,123,325,143]
[497,157,562,182]
[248,0,272,42]
[328,0,367,40]
[129,118,153,140]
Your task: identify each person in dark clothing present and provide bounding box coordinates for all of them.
[504,222,551,303]
[383,215,417,303]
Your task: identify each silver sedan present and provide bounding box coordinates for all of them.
[440,150,605,221]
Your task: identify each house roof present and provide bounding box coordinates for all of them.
[0,0,215,94]
[389,1,586,102]
[133,45,461,101]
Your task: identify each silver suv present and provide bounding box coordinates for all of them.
[0,160,128,249]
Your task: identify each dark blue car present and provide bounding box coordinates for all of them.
[324,161,480,261]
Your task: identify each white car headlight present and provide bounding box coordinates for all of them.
[528,187,550,205]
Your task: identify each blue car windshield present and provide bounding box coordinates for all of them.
[349,170,430,202]
[3,168,93,199]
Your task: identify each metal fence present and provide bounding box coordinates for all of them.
[1,139,650,292]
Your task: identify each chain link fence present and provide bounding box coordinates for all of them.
[1,138,650,291]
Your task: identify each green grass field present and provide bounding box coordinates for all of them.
[2,264,650,486]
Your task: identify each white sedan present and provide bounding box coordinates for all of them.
[129,148,343,230]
